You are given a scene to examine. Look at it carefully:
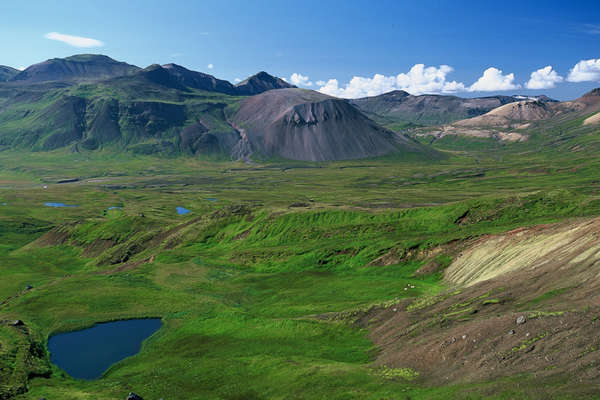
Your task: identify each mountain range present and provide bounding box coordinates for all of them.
[0,54,597,161]
[348,90,557,127]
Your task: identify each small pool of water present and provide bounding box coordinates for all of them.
[107,206,122,210]
[45,202,79,208]
[176,206,191,215]
[205,198,217,202]
[48,318,162,380]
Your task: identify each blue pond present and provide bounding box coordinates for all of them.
[45,202,79,208]
[205,198,217,202]
[176,206,191,215]
[48,318,162,380]
[107,206,122,210]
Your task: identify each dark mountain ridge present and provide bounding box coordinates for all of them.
[234,71,295,95]
[162,63,237,94]
[10,54,140,83]
[0,65,19,82]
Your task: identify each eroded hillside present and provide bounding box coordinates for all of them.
[360,216,600,396]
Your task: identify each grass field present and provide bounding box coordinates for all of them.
[2,132,600,399]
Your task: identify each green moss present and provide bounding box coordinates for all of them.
[376,365,420,381]
[511,332,549,352]
[528,311,565,319]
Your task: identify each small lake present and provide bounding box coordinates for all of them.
[45,202,79,208]
[205,198,217,202]
[176,206,190,215]
[48,318,162,380]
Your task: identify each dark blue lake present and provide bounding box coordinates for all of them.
[176,206,190,215]
[48,318,162,380]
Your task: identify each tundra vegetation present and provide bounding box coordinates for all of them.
[2,124,600,399]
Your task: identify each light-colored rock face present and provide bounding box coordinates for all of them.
[583,112,600,126]
[444,218,600,286]
[484,100,555,119]
[454,100,555,128]
[422,126,528,142]
[418,100,560,142]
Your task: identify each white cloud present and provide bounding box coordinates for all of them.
[525,66,563,89]
[44,32,104,48]
[17,66,25,71]
[582,24,600,35]
[207,63,214,69]
[316,80,326,86]
[290,72,313,87]
[234,78,241,83]
[567,59,600,82]
[317,64,465,98]
[468,67,520,92]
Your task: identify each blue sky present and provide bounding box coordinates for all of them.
[2,0,600,99]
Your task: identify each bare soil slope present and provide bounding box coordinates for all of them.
[420,99,584,142]
[583,112,600,125]
[454,100,555,128]
[359,217,600,395]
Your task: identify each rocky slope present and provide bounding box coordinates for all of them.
[358,216,600,394]
[232,88,426,161]
[571,88,600,112]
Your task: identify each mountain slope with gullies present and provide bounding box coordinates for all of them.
[231,88,431,161]
[0,55,437,161]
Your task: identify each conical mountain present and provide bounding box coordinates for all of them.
[234,71,295,95]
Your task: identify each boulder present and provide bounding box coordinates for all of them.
[516,315,526,325]
[127,393,143,400]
